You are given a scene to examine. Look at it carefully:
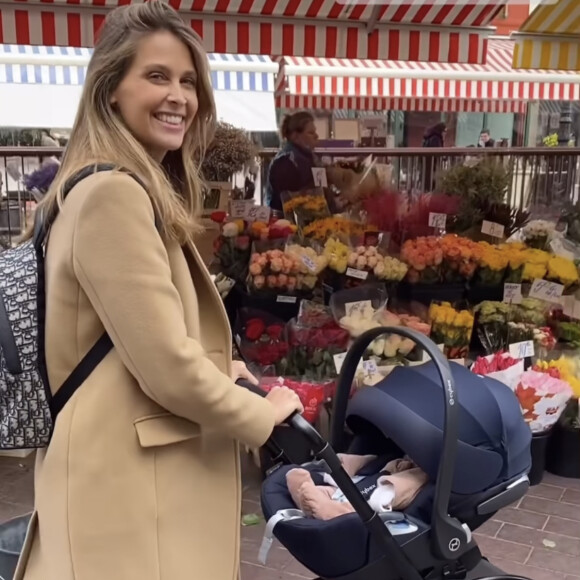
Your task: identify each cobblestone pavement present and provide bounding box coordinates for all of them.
[1,452,579,580]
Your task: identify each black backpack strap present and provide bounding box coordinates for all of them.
[32,164,151,423]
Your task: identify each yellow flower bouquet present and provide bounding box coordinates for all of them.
[502,242,529,283]
[546,255,579,288]
[429,301,475,360]
[282,190,330,227]
[303,216,376,241]
[522,249,550,282]
[476,242,509,286]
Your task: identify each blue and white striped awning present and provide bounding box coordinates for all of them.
[0,45,278,130]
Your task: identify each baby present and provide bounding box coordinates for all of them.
[286,454,428,520]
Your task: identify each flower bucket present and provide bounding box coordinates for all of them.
[529,431,550,486]
[546,421,580,479]
[0,514,31,580]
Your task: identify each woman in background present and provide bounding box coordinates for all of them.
[266,111,319,212]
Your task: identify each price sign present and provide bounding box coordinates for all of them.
[346,267,369,280]
[428,213,447,229]
[230,200,252,218]
[481,220,505,239]
[345,300,372,316]
[311,167,328,188]
[277,295,297,304]
[333,352,363,374]
[503,283,523,304]
[362,360,378,376]
[246,205,271,223]
[302,255,316,272]
[529,279,564,303]
[509,340,535,359]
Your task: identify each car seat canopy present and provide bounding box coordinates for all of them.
[345,362,532,495]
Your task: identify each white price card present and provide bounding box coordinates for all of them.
[302,255,317,272]
[277,295,297,304]
[333,352,363,374]
[481,220,505,239]
[503,283,523,304]
[346,267,369,280]
[428,213,447,229]
[529,279,564,303]
[509,340,535,359]
[230,200,252,218]
[311,167,328,188]
[362,360,378,376]
[345,300,372,316]
[246,205,271,223]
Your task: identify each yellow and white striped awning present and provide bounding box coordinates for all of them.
[512,0,580,71]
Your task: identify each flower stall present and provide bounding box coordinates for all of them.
[208,156,580,479]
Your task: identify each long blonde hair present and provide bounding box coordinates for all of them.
[27,0,215,242]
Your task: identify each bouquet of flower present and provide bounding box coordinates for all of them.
[212,218,253,282]
[323,237,350,274]
[235,309,289,373]
[502,242,530,283]
[287,302,350,380]
[429,301,474,359]
[522,220,556,250]
[512,298,548,327]
[285,239,328,291]
[439,235,482,283]
[472,351,524,387]
[283,190,330,227]
[400,237,444,284]
[303,216,375,241]
[546,255,579,288]
[260,376,329,424]
[512,370,573,433]
[475,242,509,286]
[247,247,300,295]
[475,301,511,353]
[522,249,550,282]
[249,218,298,241]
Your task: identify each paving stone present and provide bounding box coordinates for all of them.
[476,519,502,537]
[472,534,532,564]
[494,506,549,529]
[544,516,580,539]
[561,489,580,506]
[527,483,566,501]
[526,548,580,576]
[520,495,580,521]
[490,556,567,580]
[497,522,580,557]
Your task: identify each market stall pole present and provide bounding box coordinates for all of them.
[0,0,507,64]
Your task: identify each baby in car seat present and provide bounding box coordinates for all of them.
[286,454,428,520]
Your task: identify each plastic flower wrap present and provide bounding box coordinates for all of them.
[285,238,328,291]
[286,302,350,380]
[282,190,331,227]
[476,242,509,286]
[513,370,573,433]
[247,246,300,295]
[472,352,524,388]
[429,301,474,360]
[522,220,556,250]
[546,255,579,288]
[235,309,289,373]
[475,301,511,353]
[323,237,350,274]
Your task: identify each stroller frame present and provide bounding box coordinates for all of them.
[254,326,531,580]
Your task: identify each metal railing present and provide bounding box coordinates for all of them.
[2,145,579,247]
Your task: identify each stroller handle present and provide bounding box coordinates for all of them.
[330,326,469,561]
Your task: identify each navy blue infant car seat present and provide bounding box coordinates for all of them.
[261,342,532,580]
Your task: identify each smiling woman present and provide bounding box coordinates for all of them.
[14,2,302,580]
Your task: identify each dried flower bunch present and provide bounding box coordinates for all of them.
[201,122,257,182]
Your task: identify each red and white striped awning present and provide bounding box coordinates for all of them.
[276,39,580,113]
[0,0,506,64]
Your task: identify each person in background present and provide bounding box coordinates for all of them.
[266,111,319,212]
[15,2,302,579]
[422,122,447,148]
[422,122,447,191]
[478,129,495,148]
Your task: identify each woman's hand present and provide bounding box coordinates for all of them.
[266,387,304,426]
[231,360,258,386]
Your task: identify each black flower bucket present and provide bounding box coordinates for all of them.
[529,431,550,486]
[0,514,31,580]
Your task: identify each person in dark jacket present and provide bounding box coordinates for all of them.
[478,129,495,148]
[266,111,319,212]
[422,122,447,148]
[422,122,447,190]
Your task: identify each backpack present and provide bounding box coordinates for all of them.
[0,164,145,450]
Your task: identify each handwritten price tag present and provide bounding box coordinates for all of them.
[333,352,363,374]
[311,167,328,188]
[345,300,372,316]
[246,205,271,223]
[277,295,297,304]
[346,267,369,280]
[481,220,505,239]
[230,200,252,218]
[529,279,564,303]
[503,283,523,304]
[302,255,316,272]
[428,213,447,229]
[509,340,535,359]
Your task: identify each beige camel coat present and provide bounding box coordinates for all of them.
[15,171,275,580]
